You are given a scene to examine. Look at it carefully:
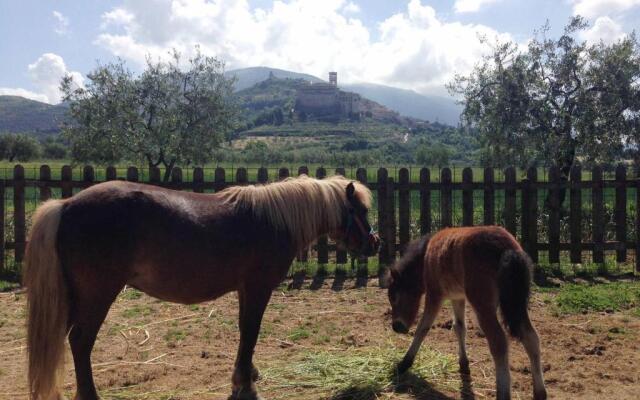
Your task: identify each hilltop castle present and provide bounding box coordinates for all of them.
[295,72,361,118]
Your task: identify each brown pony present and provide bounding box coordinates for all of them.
[386,226,546,400]
[24,175,379,400]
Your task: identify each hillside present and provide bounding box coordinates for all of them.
[0,96,67,135]
[228,67,462,125]
[342,83,462,125]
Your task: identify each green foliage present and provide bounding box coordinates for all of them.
[415,142,452,167]
[41,137,67,159]
[61,48,239,181]
[449,17,640,172]
[0,133,41,162]
[555,282,640,315]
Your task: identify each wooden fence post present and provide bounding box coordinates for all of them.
[172,167,183,186]
[440,168,452,228]
[483,168,494,226]
[521,167,538,262]
[462,167,473,226]
[615,164,627,262]
[236,168,248,184]
[377,168,389,264]
[83,165,95,185]
[106,166,117,181]
[126,167,139,182]
[0,180,4,272]
[278,167,289,180]
[193,168,204,193]
[214,167,225,192]
[257,167,268,184]
[149,166,161,184]
[592,166,604,264]
[529,167,539,260]
[420,168,431,235]
[296,166,310,263]
[570,165,582,263]
[335,167,347,265]
[61,165,73,199]
[504,167,517,236]
[356,168,369,273]
[548,166,561,264]
[39,165,51,202]
[316,167,328,267]
[14,165,25,264]
[385,175,396,266]
[398,168,410,254]
[636,166,640,272]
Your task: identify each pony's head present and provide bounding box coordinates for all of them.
[386,236,429,334]
[330,180,380,257]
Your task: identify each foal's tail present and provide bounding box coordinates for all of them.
[23,199,67,400]
[497,250,533,339]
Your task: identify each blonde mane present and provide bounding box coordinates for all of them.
[220,175,372,249]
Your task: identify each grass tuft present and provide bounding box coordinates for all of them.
[555,282,640,315]
[261,343,457,399]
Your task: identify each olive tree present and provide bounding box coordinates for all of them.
[448,17,640,175]
[62,49,239,181]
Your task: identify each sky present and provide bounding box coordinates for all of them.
[0,0,638,104]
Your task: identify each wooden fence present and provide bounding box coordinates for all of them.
[1,164,639,279]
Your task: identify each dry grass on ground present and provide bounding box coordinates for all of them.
[0,279,639,399]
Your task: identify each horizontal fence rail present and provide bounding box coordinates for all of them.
[1,164,639,281]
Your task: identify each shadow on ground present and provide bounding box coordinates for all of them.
[328,371,477,400]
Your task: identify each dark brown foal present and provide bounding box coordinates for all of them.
[24,175,379,400]
[387,227,547,400]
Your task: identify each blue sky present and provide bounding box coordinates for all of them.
[1,0,638,103]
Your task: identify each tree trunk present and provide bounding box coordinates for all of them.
[162,159,176,183]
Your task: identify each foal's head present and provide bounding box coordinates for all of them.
[386,236,429,334]
[332,181,380,257]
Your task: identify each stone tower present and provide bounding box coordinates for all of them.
[329,71,337,86]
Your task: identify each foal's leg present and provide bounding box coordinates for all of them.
[452,299,470,374]
[230,285,272,400]
[474,307,511,400]
[519,316,547,400]
[397,293,443,373]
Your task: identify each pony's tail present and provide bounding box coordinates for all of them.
[23,199,67,400]
[497,249,533,339]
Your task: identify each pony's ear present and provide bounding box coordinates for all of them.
[346,182,356,202]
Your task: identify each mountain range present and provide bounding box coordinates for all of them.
[0,66,461,134]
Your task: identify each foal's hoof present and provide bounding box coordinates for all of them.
[228,390,264,400]
[251,365,261,382]
[396,358,413,374]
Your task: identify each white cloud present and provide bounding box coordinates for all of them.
[581,16,626,43]
[571,0,640,18]
[95,0,513,96]
[0,53,84,104]
[52,11,70,36]
[454,0,501,13]
[342,2,361,13]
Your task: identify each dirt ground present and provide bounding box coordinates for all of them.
[1,279,639,400]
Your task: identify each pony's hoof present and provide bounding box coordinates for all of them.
[534,389,547,400]
[228,389,263,400]
[396,358,413,374]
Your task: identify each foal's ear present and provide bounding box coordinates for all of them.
[346,182,356,202]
